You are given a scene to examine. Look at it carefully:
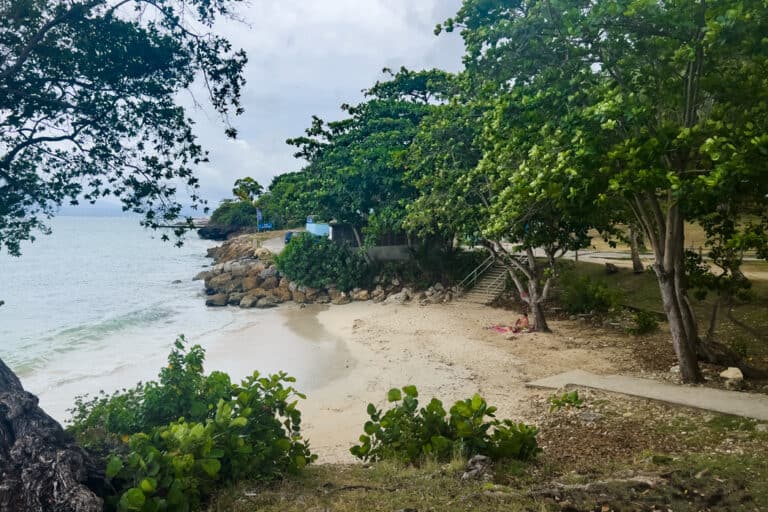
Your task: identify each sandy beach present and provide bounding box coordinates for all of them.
[297,301,628,462]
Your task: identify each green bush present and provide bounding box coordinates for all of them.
[559,274,622,314]
[627,310,659,335]
[68,337,315,512]
[275,232,367,291]
[209,200,260,228]
[350,386,540,464]
[548,390,584,412]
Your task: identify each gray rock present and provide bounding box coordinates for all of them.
[227,293,245,305]
[461,454,493,481]
[239,295,260,308]
[577,411,605,424]
[256,296,279,308]
[434,282,444,292]
[259,266,278,279]
[205,294,229,307]
[315,293,331,304]
[332,292,351,305]
[724,378,743,391]
[192,271,210,281]
[720,367,744,381]
[385,288,410,305]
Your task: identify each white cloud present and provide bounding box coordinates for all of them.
[186,0,465,204]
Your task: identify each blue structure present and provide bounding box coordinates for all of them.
[306,222,330,237]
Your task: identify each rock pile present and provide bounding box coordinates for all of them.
[196,235,456,309]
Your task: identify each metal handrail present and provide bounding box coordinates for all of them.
[458,255,495,292]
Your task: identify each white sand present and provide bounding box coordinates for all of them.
[298,301,624,462]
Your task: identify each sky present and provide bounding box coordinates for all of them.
[184,0,466,209]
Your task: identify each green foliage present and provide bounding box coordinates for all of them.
[68,337,315,512]
[0,0,247,256]
[209,200,261,229]
[558,273,622,315]
[275,233,367,291]
[68,337,231,439]
[627,311,660,336]
[548,391,584,413]
[350,386,540,464]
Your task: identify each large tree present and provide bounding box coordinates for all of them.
[0,0,247,255]
[443,0,768,382]
[286,68,454,248]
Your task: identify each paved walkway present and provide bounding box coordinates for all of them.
[528,370,768,421]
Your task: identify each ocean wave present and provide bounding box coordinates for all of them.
[11,305,176,375]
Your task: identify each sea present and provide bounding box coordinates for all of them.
[0,216,348,423]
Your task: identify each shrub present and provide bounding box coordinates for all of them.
[209,200,260,228]
[350,386,540,464]
[627,310,660,335]
[559,274,622,314]
[67,337,315,512]
[548,390,584,412]
[275,232,367,291]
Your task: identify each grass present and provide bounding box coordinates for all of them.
[208,458,545,512]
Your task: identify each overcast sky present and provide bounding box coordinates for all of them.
[186,0,465,208]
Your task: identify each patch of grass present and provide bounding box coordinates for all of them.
[209,460,546,512]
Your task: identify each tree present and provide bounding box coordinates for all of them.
[286,68,454,249]
[0,0,247,256]
[443,0,768,382]
[232,177,264,202]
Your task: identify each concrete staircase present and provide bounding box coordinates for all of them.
[459,261,508,305]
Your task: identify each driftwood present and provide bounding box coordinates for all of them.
[0,358,103,512]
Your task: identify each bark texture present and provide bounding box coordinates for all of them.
[0,358,103,512]
[628,225,644,274]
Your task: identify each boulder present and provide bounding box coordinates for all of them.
[227,293,244,305]
[256,296,279,309]
[273,288,293,303]
[261,276,279,290]
[279,278,291,289]
[461,455,493,482]
[304,287,321,300]
[352,289,370,301]
[0,360,104,511]
[289,281,299,292]
[292,291,308,304]
[328,288,342,301]
[315,292,331,304]
[385,289,411,305]
[205,294,229,307]
[259,266,279,279]
[434,282,445,292]
[720,367,744,381]
[332,292,351,305]
[254,247,272,259]
[239,295,260,308]
[229,262,248,277]
[372,285,384,298]
[242,276,260,291]
[193,271,210,281]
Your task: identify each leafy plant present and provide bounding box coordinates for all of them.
[558,274,622,315]
[275,232,367,291]
[209,200,261,228]
[351,386,540,464]
[67,337,315,512]
[548,391,584,412]
[627,310,660,336]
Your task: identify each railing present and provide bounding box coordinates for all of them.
[458,255,496,292]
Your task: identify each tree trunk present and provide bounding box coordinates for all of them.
[0,358,103,511]
[629,226,644,273]
[705,298,720,343]
[530,299,549,333]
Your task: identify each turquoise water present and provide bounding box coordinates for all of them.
[0,217,348,422]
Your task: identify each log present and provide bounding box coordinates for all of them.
[0,358,103,512]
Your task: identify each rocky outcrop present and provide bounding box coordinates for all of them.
[198,234,455,309]
[0,358,103,511]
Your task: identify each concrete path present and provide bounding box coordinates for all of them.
[261,235,286,254]
[528,370,768,421]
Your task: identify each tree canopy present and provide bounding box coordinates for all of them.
[0,0,247,255]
